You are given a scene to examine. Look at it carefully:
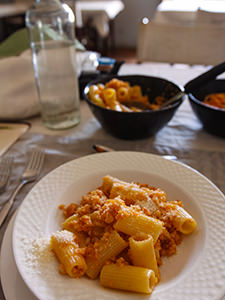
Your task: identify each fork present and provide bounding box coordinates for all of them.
[0,156,13,194]
[0,148,45,227]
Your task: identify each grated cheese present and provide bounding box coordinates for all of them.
[52,230,75,244]
[21,235,55,276]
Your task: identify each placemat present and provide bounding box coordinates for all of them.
[0,123,29,156]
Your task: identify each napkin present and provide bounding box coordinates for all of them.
[0,48,88,121]
[0,50,40,120]
[0,27,86,121]
[0,122,29,156]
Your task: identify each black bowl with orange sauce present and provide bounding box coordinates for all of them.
[83,75,184,139]
[188,79,225,138]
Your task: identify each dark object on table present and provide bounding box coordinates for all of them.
[188,80,225,138]
[162,60,225,109]
[83,75,184,139]
[79,60,124,98]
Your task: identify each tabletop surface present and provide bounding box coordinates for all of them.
[0,58,224,300]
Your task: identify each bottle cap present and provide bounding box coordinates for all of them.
[98,57,115,66]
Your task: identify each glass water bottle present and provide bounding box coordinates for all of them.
[26,0,80,129]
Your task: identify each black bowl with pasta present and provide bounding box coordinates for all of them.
[83,75,184,139]
[188,79,225,138]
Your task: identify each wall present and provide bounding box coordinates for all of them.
[114,0,161,48]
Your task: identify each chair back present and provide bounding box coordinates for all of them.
[137,7,225,65]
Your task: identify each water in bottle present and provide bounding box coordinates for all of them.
[26,0,80,129]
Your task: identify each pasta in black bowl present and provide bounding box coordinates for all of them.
[83,75,184,139]
[188,79,225,138]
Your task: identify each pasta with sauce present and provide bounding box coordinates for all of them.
[50,175,197,295]
[203,93,225,110]
[88,78,165,112]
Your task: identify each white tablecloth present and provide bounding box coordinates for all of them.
[0,58,225,300]
[28,62,225,153]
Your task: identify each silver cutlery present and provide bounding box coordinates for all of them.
[0,156,13,194]
[92,144,178,161]
[0,148,45,227]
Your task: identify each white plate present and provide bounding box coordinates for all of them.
[12,152,225,300]
[0,214,38,300]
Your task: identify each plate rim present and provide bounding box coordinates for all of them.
[0,213,39,300]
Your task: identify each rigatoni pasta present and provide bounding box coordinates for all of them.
[51,230,87,278]
[172,204,197,234]
[88,85,105,108]
[100,264,156,294]
[88,78,165,112]
[85,230,127,279]
[62,214,79,232]
[114,212,163,243]
[50,175,197,295]
[110,181,150,204]
[129,235,160,280]
[102,175,156,210]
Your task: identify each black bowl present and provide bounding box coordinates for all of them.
[83,75,184,139]
[188,80,225,138]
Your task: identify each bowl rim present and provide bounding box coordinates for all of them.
[188,93,225,113]
[83,74,185,115]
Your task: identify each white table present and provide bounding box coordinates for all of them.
[26,62,225,153]
[0,57,225,300]
[0,51,224,153]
